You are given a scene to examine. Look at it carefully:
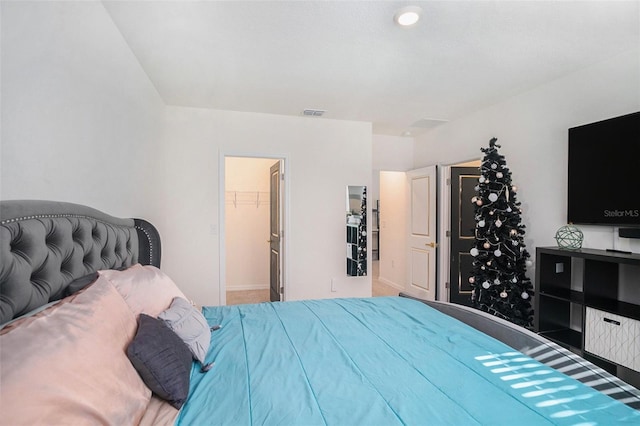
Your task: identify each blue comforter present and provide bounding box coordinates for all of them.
[177,297,639,425]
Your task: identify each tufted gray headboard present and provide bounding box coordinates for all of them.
[0,200,161,324]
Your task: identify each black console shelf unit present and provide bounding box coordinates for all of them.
[535,247,640,386]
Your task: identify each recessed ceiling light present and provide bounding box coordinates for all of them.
[394,6,422,27]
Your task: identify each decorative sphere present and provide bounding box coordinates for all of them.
[468,277,475,284]
[470,248,479,256]
[512,277,518,283]
[488,193,498,202]
[494,278,500,284]
[489,210,494,215]
[494,249,502,257]
[507,207,512,212]
[482,281,491,289]
[491,163,497,170]
[525,260,533,267]
[487,261,492,266]
[483,242,491,249]
[476,200,483,206]
[479,176,486,183]
[512,185,517,192]
[496,172,503,178]
[510,229,517,235]
[555,225,583,250]
[471,196,478,203]
[500,291,508,298]
[521,292,529,300]
[478,220,486,227]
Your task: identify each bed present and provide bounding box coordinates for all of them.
[1,200,639,425]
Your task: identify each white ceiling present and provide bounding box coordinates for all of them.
[102,1,640,137]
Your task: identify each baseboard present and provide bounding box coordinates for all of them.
[376,276,404,291]
[227,284,269,291]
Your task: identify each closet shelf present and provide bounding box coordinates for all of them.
[225,191,270,208]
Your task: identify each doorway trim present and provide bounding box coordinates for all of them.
[218,152,289,306]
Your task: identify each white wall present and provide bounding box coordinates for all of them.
[225,157,276,291]
[158,106,372,306]
[0,1,164,219]
[371,134,414,201]
[414,48,640,275]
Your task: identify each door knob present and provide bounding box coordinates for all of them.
[425,242,438,248]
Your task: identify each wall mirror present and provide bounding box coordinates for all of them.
[346,185,367,276]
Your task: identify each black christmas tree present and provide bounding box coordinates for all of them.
[357,187,367,276]
[469,138,534,328]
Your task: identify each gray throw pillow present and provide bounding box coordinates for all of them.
[158,297,210,364]
[127,314,192,409]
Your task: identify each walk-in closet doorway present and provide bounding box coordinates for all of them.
[222,156,285,305]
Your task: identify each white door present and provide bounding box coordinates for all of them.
[405,166,437,300]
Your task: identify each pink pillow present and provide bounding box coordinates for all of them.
[0,275,151,424]
[100,264,187,317]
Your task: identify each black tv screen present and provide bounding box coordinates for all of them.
[567,111,640,226]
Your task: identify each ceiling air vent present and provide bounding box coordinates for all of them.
[302,109,326,117]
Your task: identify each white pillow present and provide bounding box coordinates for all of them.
[159,297,211,364]
[100,264,186,317]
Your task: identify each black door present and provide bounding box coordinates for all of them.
[449,167,480,306]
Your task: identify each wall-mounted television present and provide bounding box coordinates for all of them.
[567,111,640,227]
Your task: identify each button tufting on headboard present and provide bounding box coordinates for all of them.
[0,201,160,325]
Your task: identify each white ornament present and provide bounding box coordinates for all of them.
[496,172,503,178]
[494,278,500,284]
[512,185,517,192]
[470,248,479,257]
[521,292,529,300]
[500,291,508,298]
[478,220,485,227]
[526,260,533,267]
[483,242,491,249]
[507,207,512,212]
[512,277,518,283]
[482,281,490,289]
[488,193,498,202]
[471,196,478,203]
[476,200,483,206]
[491,163,497,170]
[479,176,486,183]
[495,219,502,228]
[494,249,502,257]
[468,277,475,284]
[475,185,480,191]
[512,240,519,246]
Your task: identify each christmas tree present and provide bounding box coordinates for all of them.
[357,187,367,276]
[469,138,534,328]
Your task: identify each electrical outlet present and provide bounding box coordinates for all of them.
[555,263,564,273]
[331,278,337,292]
